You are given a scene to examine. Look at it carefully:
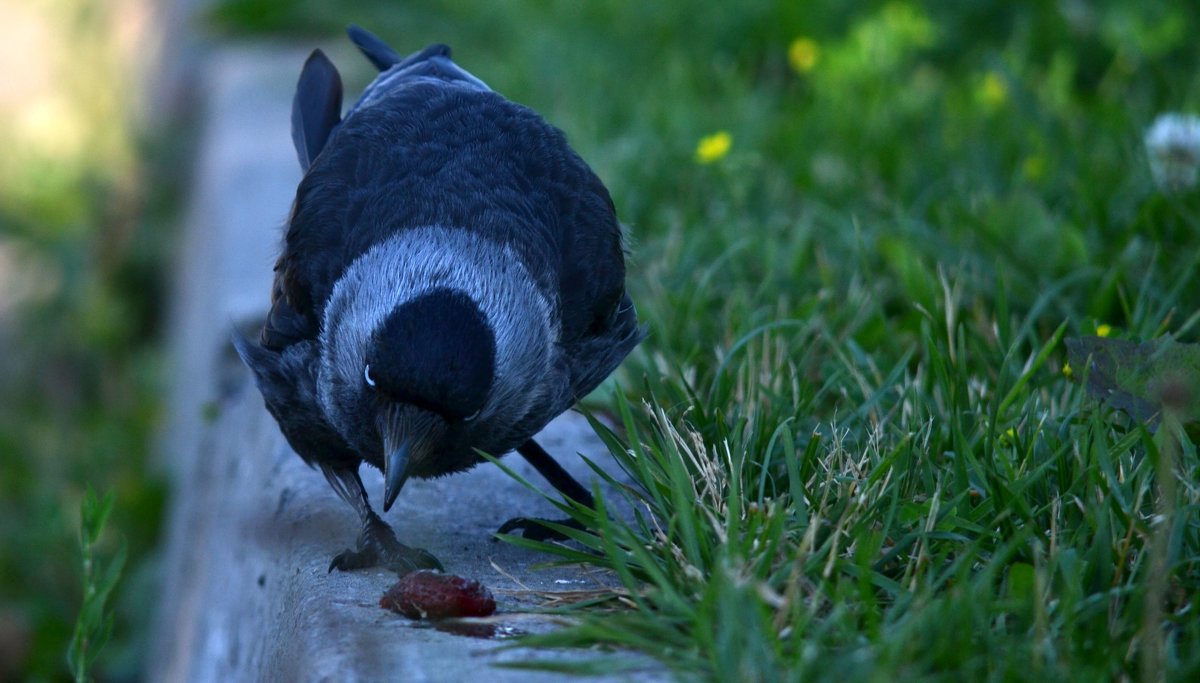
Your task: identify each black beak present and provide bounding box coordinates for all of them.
[382,440,409,513]
[378,406,441,513]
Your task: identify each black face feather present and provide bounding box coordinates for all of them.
[366,288,495,421]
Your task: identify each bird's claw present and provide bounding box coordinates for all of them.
[496,516,586,542]
[329,547,375,572]
[389,545,444,574]
[328,543,442,574]
[329,511,443,575]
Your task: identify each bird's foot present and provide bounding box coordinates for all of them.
[329,511,443,575]
[496,516,587,542]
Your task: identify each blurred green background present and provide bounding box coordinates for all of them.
[1,0,1197,680]
[0,0,168,680]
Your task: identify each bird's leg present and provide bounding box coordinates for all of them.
[497,439,595,541]
[322,466,443,574]
[330,509,443,574]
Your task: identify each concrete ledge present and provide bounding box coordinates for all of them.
[148,45,662,682]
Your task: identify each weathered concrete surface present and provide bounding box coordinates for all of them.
[149,46,663,682]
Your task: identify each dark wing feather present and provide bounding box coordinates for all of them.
[233,334,359,469]
[530,116,642,397]
[261,277,312,350]
[291,50,343,171]
[564,294,645,401]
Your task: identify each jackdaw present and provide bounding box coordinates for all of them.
[234,25,643,574]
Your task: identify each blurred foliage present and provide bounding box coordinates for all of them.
[67,489,125,683]
[0,0,168,680]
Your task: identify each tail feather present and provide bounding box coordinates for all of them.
[348,24,452,72]
[344,25,487,104]
[346,24,405,70]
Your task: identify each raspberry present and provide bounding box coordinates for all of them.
[380,570,497,619]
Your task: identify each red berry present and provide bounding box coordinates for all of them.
[380,570,497,619]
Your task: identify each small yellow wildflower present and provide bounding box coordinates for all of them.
[695,131,732,164]
[1062,362,1073,379]
[979,71,1008,108]
[1096,324,1112,338]
[788,37,820,74]
[999,427,1017,447]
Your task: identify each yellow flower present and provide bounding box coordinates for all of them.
[1062,362,1073,379]
[695,131,732,164]
[1096,324,1111,338]
[788,37,820,74]
[979,71,1008,108]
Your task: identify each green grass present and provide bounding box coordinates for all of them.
[503,318,1200,681]
[68,489,126,683]
[5,0,1196,679]
[207,1,1200,678]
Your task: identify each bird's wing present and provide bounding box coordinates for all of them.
[265,34,472,347]
[265,50,341,348]
[534,152,644,399]
[267,26,641,369]
[266,30,504,348]
[291,50,343,172]
[233,335,359,468]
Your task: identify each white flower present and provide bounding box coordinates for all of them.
[1145,112,1200,192]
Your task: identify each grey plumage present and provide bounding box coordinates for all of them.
[235,25,643,573]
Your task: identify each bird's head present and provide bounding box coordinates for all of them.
[321,284,497,511]
[364,288,495,510]
[318,227,559,511]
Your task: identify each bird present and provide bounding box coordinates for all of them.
[234,25,644,574]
